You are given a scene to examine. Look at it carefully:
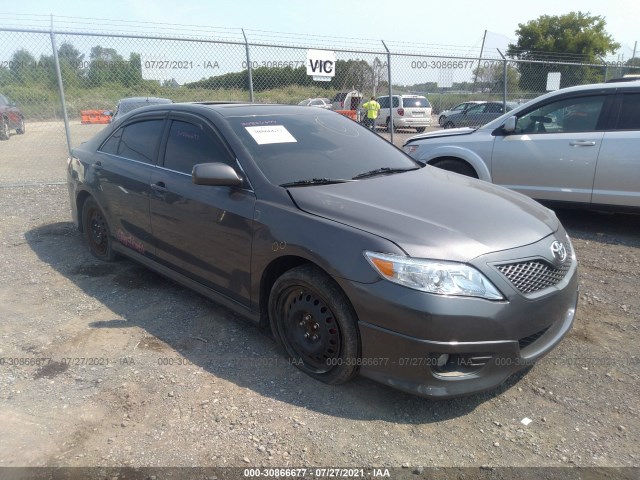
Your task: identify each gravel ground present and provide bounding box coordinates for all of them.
[0,121,638,477]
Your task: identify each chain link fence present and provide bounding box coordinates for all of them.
[1,25,639,184]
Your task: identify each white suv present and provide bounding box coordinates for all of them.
[375,94,432,132]
[403,81,640,210]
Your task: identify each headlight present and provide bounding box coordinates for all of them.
[365,251,503,300]
[404,144,419,154]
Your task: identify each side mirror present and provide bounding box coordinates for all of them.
[503,115,517,133]
[192,162,242,187]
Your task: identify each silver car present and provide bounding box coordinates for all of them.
[438,100,486,126]
[403,81,640,209]
[298,97,333,109]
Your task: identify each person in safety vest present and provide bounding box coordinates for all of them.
[361,96,380,130]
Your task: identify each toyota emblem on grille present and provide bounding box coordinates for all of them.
[551,241,567,263]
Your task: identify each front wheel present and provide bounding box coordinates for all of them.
[269,265,360,385]
[432,158,478,178]
[82,198,117,261]
[443,121,455,129]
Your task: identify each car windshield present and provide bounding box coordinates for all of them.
[226,112,420,186]
[403,97,430,108]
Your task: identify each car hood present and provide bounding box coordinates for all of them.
[406,127,476,143]
[288,167,559,262]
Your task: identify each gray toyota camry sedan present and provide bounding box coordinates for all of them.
[68,102,578,398]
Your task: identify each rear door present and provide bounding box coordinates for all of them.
[149,112,256,306]
[94,113,167,256]
[491,93,610,203]
[592,90,640,207]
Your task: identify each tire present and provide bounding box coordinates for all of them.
[385,117,396,132]
[416,127,426,133]
[0,117,9,140]
[82,198,117,261]
[16,117,25,135]
[443,121,455,129]
[438,116,446,126]
[269,264,360,385]
[432,158,478,178]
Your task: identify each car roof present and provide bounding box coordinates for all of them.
[132,102,332,118]
[118,96,173,104]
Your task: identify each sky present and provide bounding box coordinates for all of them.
[2,0,638,59]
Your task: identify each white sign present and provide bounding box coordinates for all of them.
[245,125,297,145]
[546,72,561,91]
[306,49,336,80]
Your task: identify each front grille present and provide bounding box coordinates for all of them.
[518,327,550,350]
[496,242,572,295]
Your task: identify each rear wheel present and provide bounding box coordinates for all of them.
[16,117,25,135]
[82,198,117,261]
[0,117,9,140]
[269,265,360,385]
[432,158,478,178]
[385,117,396,132]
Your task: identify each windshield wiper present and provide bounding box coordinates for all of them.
[351,166,420,180]
[280,178,354,188]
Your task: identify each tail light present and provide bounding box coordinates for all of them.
[397,108,404,116]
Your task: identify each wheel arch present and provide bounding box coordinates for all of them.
[420,148,492,181]
[258,255,356,332]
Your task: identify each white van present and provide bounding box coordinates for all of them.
[375,94,432,132]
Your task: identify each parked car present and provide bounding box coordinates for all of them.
[106,96,173,122]
[68,102,578,398]
[438,100,486,126]
[0,94,25,140]
[375,94,432,132]
[403,80,640,210]
[298,98,333,109]
[441,101,518,128]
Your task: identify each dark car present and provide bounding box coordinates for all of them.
[0,94,25,140]
[107,96,173,122]
[68,103,578,398]
[442,101,518,129]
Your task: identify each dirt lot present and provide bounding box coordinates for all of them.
[0,120,638,475]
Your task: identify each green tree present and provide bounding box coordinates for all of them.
[472,63,520,93]
[88,46,125,86]
[507,12,620,91]
[10,49,38,85]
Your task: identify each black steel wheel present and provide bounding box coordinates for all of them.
[82,198,116,261]
[269,265,360,385]
[0,117,9,140]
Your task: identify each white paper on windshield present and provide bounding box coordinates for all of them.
[245,125,297,145]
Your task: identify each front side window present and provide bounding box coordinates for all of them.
[516,95,606,134]
[466,104,486,114]
[163,120,231,174]
[117,120,164,163]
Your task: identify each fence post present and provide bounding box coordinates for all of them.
[49,16,72,156]
[242,29,254,102]
[381,40,393,144]
[497,49,507,111]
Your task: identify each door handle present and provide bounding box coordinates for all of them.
[151,182,168,192]
[569,140,596,147]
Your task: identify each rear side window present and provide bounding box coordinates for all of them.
[616,93,640,130]
[163,120,231,174]
[486,103,503,113]
[117,120,164,164]
[402,97,431,108]
[378,97,389,108]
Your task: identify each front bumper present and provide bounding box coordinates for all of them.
[337,236,579,398]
